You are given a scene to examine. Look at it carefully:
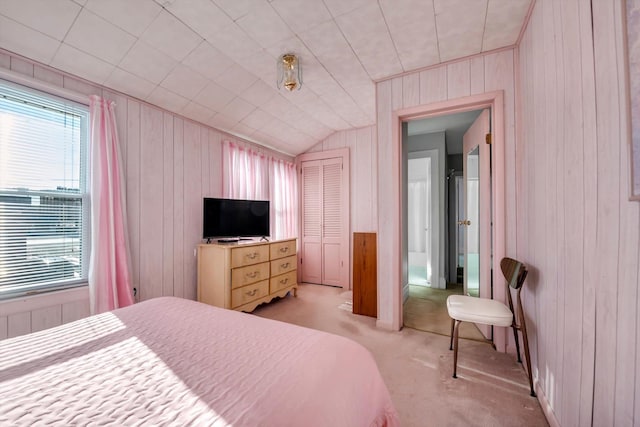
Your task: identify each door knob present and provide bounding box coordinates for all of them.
[457,220,471,226]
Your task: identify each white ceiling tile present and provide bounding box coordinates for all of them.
[64,9,136,65]
[73,0,88,5]
[241,108,274,130]
[261,94,292,117]
[0,0,81,41]
[140,10,202,61]
[434,0,487,61]
[182,41,235,80]
[211,0,255,21]
[236,2,293,49]
[105,67,156,99]
[181,101,216,123]
[270,0,332,35]
[234,50,276,85]
[213,63,258,94]
[220,97,255,121]
[231,122,257,140]
[84,0,161,37]
[380,0,440,71]
[160,63,209,99]
[335,3,403,80]
[239,79,280,107]
[51,43,115,84]
[162,0,234,41]
[206,22,262,61]
[146,86,190,113]
[193,81,235,111]
[118,40,178,84]
[483,0,530,51]
[298,23,371,86]
[322,0,370,18]
[207,112,239,130]
[0,15,61,65]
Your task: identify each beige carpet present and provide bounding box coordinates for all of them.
[252,284,547,427]
[403,284,487,341]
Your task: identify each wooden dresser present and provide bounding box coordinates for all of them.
[197,238,298,312]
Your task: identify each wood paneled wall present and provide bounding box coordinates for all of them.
[0,49,292,336]
[517,0,639,425]
[375,49,516,330]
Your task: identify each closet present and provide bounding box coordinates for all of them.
[298,149,350,288]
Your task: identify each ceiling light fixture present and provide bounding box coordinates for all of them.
[277,53,302,91]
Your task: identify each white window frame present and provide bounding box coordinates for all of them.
[0,71,91,300]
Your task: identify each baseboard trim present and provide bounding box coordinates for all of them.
[376,318,396,331]
[535,381,560,427]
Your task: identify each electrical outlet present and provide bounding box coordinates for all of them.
[194,248,197,257]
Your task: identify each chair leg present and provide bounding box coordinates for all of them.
[519,310,536,397]
[449,318,455,351]
[452,320,462,379]
[512,322,522,364]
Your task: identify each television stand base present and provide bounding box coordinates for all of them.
[217,238,239,243]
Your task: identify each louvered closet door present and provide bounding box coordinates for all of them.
[300,157,345,287]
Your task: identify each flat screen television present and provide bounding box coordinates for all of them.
[203,198,270,242]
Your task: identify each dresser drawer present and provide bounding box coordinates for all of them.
[231,262,270,289]
[231,280,269,308]
[270,255,296,276]
[231,244,270,268]
[270,240,296,260]
[270,270,297,293]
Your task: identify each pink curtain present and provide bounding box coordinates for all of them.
[270,158,298,239]
[223,141,298,239]
[88,95,134,314]
[223,141,268,200]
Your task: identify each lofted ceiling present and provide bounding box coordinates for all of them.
[0,0,531,155]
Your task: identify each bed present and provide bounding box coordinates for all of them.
[0,297,399,426]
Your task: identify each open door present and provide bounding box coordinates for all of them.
[461,109,491,339]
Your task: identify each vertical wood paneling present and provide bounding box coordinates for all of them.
[446,60,471,99]
[0,316,7,340]
[62,300,90,324]
[8,312,30,338]
[402,74,420,108]
[173,118,185,299]
[391,77,403,110]
[470,56,485,95]
[31,305,62,333]
[376,79,395,328]
[126,100,141,297]
[201,127,211,197]
[10,56,34,77]
[139,105,164,301]
[183,122,202,301]
[419,67,447,104]
[209,130,222,196]
[163,113,175,297]
[33,65,64,87]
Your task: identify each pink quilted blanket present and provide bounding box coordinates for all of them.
[0,297,399,426]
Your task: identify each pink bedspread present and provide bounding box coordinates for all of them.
[0,297,398,426]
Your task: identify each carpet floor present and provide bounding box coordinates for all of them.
[252,284,548,427]
[403,284,487,341]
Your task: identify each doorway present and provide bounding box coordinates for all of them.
[401,108,490,340]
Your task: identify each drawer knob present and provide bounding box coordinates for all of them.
[246,252,258,259]
[280,278,289,285]
[281,262,289,269]
[279,247,289,253]
[246,271,259,279]
[246,289,258,297]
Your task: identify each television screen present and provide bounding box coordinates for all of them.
[203,198,270,240]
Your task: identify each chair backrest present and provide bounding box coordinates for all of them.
[500,257,528,290]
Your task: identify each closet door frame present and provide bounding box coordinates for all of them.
[296,148,350,288]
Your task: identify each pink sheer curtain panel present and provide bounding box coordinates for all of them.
[223,141,268,200]
[270,158,298,239]
[88,95,134,314]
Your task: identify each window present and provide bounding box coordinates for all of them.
[0,79,89,298]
